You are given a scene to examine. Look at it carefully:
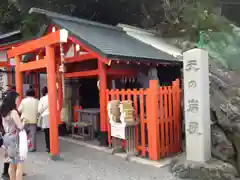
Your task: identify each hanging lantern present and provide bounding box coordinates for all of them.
[121,77,124,84]
[124,77,127,83]
[52,26,56,32]
[132,77,135,83]
[76,44,80,52]
[59,65,65,73]
[97,80,100,90]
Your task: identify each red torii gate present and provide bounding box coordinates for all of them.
[7,29,69,158]
[0,40,29,90]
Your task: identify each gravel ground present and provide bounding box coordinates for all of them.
[0,133,178,180]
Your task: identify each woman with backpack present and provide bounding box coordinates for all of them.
[1,90,25,180]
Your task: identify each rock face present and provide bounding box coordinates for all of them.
[174,38,240,178]
[211,124,235,166]
[171,157,238,180]
[209,60,240,173]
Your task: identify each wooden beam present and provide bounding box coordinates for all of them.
[68,36,110,65]
[107,69,137,76]
[7,29,68,58]
[15,55,23,102]
[7,59,11,90]
[19,59,47,72]
[147,80,160,160]
[46,45,59,157]
[64,53,96,64]
[0,62,10,67]
[98,59,107,132]
[64,69,99,78]
[33,72,39,98]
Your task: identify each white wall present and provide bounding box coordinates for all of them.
[39,73,47,95]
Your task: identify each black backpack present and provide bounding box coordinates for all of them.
[0,116,4,147]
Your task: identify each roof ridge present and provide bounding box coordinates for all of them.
[29,7,124,32]
[117,24,155,36]
[0,30,21,40]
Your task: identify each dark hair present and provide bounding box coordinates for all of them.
[26,89,35,97]
[11,86,16,91]
[0,91,19,117]
[41,87,48,96]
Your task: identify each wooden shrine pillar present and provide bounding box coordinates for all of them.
[58,75,63,113]
[98,59,108,146]
[15,55,23,104]
[57,65,63,122]
[147,80,160,160]
[7,59,11,90]
[46,45,60,158]
[34,72,39,98]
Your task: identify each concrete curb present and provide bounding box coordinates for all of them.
[59,136,177,168]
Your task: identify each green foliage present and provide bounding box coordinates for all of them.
[21,14,47,38]
[182,1,240,71]
[160,0,233,40]
[0,0,22,33]
[17,0,78,37]
[183,0,231,33]
[0,0,81,36]
[200,28,240,71]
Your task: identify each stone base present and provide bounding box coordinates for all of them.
[50,153,63,161]
[171,155,238,180]
[99,131,108,147]
[58,123,69,137]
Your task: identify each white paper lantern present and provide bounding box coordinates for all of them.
[97,80,100,90]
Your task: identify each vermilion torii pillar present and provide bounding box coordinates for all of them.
[46,45,59,157]
[15,55,23,104]
[7,29,68,159]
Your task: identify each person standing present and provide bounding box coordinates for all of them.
[1,88,16,180]
[1,115,10,180]
[18,89,39,152]
[38,87,50,152]
[1,90,25,180]
[1,89,27,180]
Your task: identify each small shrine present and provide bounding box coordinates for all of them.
[5,8,182,161]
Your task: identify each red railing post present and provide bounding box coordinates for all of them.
[175,79,181,151]
[172,79,181,153]
[106,90,112,146]
[147,80,160,160]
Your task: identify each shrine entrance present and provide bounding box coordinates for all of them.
[7,29,68,158]
[7,8,182,160]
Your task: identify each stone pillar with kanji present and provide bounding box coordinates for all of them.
[183,48,211,162]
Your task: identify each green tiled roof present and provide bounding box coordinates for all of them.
[29,8,178,63]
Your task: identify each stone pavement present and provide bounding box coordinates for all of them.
[0,133,178,180]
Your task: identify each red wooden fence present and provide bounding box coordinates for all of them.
[106,79,181,160]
